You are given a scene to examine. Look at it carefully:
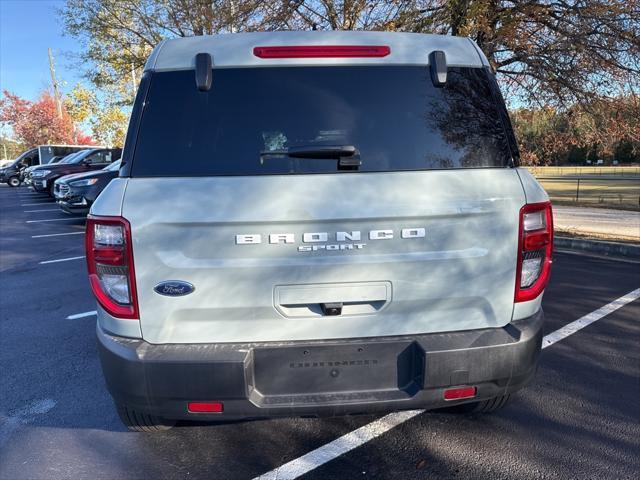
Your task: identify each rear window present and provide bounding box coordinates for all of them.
[131,66,513,176]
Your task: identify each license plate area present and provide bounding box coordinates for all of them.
[247,341,425,407]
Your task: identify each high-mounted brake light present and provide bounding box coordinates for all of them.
[86,215,139,319]
[253,45,391,59]
[515,202,554,303]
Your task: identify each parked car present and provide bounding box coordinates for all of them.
[0,145,94,187]
[30,148,121,196]
[21,154,75,185]
[54,160,121,215]
[88,32,553,432]
[0,148,39,186]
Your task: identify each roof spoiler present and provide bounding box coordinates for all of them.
[195,53,213,91]
[429,50,447,87]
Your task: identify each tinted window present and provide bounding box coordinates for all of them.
[132,66,512,176]
[86,151,109,164]
[69,150,94,163]
[10,149,38,167]
[60,152,83,164]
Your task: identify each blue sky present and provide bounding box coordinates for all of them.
[0,0,86,100]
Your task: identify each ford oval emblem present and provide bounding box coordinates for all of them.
[154,281,195,297]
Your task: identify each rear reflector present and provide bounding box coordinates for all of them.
[253,45,391,59]
[444,386,477,401]
[188,401,224,413]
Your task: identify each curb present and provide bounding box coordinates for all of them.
[555,236,640,260]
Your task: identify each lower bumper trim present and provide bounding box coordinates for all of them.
[97,310,543,421]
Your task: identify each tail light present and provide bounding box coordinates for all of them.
[515,202,553,302]
[86,215,138,319]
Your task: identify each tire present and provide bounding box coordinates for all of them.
[441,394,511,414]
[8,176,21,187]
[116,404,175,432]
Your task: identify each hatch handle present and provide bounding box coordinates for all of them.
[320,302,343,316]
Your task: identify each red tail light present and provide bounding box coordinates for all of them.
[253,45,391,59]
[86,215,139,319]
[515,202,554,303]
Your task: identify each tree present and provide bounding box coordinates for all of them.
[61,1,640,107]
[60,0,268,95]
[64,82,129,147]
[64,83,97,125]
[0,137,24,161]
[511,94,640,165]
[60,0,639,164]
[64,83,98,143]
[0,90,93,147]
[91,106,128,147]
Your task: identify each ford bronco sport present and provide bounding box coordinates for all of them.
[87,31,553,432]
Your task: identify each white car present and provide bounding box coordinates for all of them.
[87,31,553,431]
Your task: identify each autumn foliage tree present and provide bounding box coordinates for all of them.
[512,94,640,165]
[59,0,640,164]
[61,1,639,105]
[64,83,128,147]
[0,90,93,148]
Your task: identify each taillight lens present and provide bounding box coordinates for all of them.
[86,215,138,319]
[515,202,553,302]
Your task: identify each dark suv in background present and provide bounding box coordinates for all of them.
[30,148,122,196]
[54,160,121,215]
[0,145,90,187]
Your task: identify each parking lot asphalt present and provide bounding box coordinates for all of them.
[0,184,638,480]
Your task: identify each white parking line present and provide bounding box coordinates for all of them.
[24,209,60,213]
[39,256,85,265]
[66,311,97,320]
[26,218,79,223]
[21,203,55,207]
[542,288,640,347]
[253,287,640,480]
[32,231,84,238]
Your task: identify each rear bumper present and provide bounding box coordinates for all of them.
[97,310,543,421]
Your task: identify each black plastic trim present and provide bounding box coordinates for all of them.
[484,66,520,167]
[97,310,544,421]
[119,71,152,177]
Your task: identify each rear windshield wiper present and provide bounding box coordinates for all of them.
[260,145,362,169]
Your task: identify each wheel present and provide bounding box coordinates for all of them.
[116,404,175,432]
[8,176,21,187]
[441,394,511,414]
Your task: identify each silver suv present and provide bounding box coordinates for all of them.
[87,31,553,432]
